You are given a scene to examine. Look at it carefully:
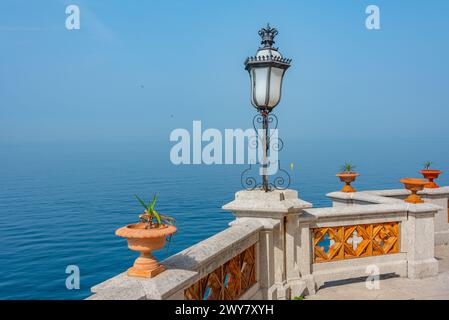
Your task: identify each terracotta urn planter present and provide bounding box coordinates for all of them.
[336,173,360,193]
[419,169,442,188]
[400,178,428,204]
[116,222,177,278]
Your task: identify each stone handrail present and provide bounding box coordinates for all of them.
[88,218,274,300]
[366,186,449,198]
[327,190,405,206]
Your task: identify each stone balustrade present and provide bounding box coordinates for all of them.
[298,202,438,291]
[89,217,270,300]
[88,186,449,300]
[328,187,449,245]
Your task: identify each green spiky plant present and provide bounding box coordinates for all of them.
[135,194,176,229]
[340,162,357,174]
[423,161,433,170]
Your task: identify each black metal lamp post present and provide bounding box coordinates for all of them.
[243,24,292,192]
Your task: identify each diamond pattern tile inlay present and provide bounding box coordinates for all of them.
[313,222,400,263]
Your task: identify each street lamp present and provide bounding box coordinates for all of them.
[242,24,292,192]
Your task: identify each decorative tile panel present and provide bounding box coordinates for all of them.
[313,222,399,263]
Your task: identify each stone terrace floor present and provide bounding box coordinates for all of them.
[307,245,449,300]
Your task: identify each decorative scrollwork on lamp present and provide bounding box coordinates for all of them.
[241,161,290,191]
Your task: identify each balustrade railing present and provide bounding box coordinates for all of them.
[89,187,447,300]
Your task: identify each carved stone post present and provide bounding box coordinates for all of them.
[406,204,439,279]
[296,214,318,294]
[223,189,312,300]
[420,187,449,245]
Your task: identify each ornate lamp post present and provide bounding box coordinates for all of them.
[243,24,292,192]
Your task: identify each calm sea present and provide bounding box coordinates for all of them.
[1,140,448,299]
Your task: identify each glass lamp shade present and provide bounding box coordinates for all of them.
[245,48,291,111]
[249,66,285,110]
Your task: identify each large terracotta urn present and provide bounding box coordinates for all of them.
[116,223,177,278]
[419,169,442,188]
[336,173,360,193]
[400,178,427,204]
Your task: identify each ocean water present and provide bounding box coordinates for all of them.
[1,140,448,300]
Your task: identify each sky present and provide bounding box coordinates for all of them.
[1,0,448,144]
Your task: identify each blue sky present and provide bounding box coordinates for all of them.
[1,0,448,144]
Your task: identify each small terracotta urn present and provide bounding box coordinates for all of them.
[400,178,428,204]
[116,223,177,278]
[336,173,360,193]
[419,170,442,188]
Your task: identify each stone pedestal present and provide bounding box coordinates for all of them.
[223,189,312,300]
[420,187,449,245]
[406,206,439,279]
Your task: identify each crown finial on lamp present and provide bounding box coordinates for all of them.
[258,23,278,48]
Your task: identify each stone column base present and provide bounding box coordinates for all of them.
[408,258,439,279]
[287,279,307,298]
[267,279,316,299]
[266,282,290,300]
